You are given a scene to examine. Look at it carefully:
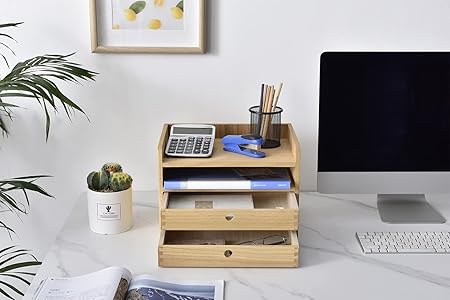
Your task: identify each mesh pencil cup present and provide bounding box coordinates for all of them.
[249,105,283,148]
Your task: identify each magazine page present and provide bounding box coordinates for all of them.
[33,266,132,300]
[126,275,224,300]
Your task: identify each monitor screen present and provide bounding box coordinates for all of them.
[319,52,450,172]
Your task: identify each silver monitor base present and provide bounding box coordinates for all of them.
[377,194,446,224]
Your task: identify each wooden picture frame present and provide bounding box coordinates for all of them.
[89,0,206,53]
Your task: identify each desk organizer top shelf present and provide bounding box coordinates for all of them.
[158,124,300,168]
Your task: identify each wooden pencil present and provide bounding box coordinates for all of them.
[262,85,275,138]
[271,82,283,112]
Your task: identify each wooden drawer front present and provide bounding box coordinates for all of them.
[159,230,299,268]
[161,192,299,231]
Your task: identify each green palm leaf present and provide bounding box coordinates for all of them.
[0,53,97,139]
[0,23,22,69]
[0,176,53,237]
[0,22,97,298]
[0,246,40,299]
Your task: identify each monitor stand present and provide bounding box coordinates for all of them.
[377,194,446,224]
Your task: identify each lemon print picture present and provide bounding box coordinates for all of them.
[171,1,184,20]
[124,1,146,21]
[112,0,185,30]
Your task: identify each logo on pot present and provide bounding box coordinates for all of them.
[97,203,121,221]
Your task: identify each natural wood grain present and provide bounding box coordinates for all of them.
[158,124,170,208]
[161,192,299,231]
[157,123,301,267]
[287,123,301,196]
[89,0,206,53]
[92,46,206,54]
[159,230,299,267]
[198,0,206,53]
[162,138,295,168]
[89,0,98,53]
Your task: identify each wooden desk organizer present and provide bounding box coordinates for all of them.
[157,123,300,267]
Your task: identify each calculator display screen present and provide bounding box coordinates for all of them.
[173,127,213,135]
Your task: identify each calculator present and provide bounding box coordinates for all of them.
[165,124,216,157]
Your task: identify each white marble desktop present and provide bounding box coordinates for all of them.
[25,192,450,300]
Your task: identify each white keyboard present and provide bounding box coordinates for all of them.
[356,232,450,253]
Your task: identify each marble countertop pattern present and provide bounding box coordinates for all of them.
[25,192,450,299]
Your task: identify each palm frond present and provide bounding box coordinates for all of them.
[0,246,40,299]
[0,23,23,29]
[0,176,53,237]
[0,53,97,139]
[0,22,22,69]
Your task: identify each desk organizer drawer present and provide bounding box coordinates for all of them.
[159,230,299,267]
[160,192,299,231]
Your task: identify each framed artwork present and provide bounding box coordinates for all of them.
[89,0,205,53]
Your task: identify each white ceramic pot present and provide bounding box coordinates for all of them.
[87,188,133,234]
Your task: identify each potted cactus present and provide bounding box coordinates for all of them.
[87,163,133,234]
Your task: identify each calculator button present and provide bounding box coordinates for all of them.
[168,150,175,153]
[202,150,209,154]
[184,150,192,154]
[194,150,201,154]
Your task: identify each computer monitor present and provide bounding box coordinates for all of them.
[318,52,450,224]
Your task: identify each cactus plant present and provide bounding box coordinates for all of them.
[87,163,132,192]
[101,163,123,174]
[87,170,110,191]
[109,172,133,192]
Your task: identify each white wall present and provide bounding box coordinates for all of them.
[1,0,450,256]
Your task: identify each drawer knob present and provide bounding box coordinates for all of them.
[224,250,233,257]
[225,214,234,221]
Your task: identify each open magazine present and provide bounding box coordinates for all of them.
[33,267,224,300]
